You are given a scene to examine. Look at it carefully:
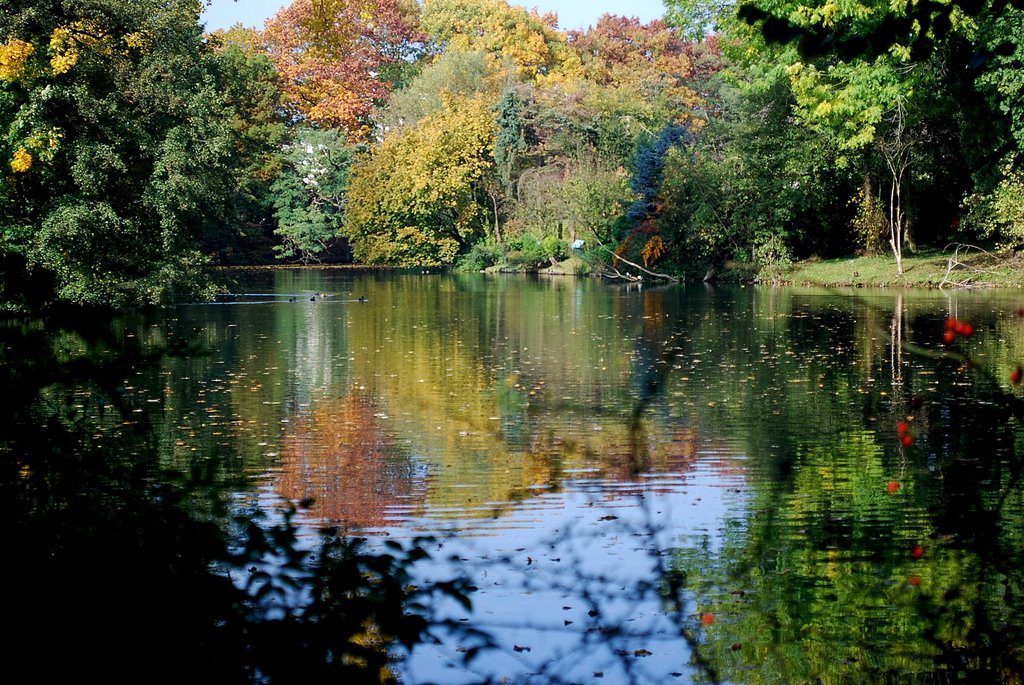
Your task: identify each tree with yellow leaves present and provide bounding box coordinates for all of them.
[420,0,581,84]
[344,94,496,265]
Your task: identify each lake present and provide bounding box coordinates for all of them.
[139,270,1024,683]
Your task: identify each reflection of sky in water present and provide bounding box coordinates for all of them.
[382,455,747,684]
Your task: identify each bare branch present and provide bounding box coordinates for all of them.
[597,244,679,282]
[939,243,1000,289]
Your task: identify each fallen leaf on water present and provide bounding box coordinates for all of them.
[634,649,652,657]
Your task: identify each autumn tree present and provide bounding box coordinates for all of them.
[420,0,581,84]
[343,94,495,265]
[379,48,493,133]
[483,15,719,259]
[263,0,423,138]
[567,15,701,118]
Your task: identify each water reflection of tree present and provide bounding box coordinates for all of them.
[277,394,416,528]
[665,289,1024,683]
[5,308,485,683]
[73,276,1024,682]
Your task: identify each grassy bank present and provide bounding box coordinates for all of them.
[750,246,1024,289]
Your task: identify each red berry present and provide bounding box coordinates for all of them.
[901,434,914,447]
[896,421,909,435]
[958,322,974,337]
[909,575,921,586]
[945,318,957,330]
[887,480,900,493]
[912,545,925,558]
[701,612,715,626]
[1012,367,1023,385]
[942,330,956,344]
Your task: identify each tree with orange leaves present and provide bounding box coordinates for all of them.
[567,15,701,119]
[263,0,423,138]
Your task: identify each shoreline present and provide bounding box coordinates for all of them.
[214,246,1024,289]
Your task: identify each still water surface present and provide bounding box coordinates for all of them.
[144,270,1024,683]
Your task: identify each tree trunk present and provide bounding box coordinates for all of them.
[880,98,912,278]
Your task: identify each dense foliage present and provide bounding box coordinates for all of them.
[285,0,1024,279]
[0,0,225,305]
[4,0,1021,299]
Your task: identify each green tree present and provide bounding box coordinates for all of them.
[494,88,529,198]
[272,126,354,263]
[0,0,245,306]
[654,67,853,277]
[961,6,1024,247]
[379,49,494,133]
[715,0,986,274]
[205,26,289,264]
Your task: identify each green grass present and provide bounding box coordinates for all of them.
[749,246,1024,289]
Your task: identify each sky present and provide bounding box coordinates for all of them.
[200,0,668,33]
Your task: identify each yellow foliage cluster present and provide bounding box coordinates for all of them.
[10,148,32,173]
[123,32,149,50]
[794,0,872,28]
[49,21,102,75]
[9,129,64,173]
[0,37,35,82]
[48,21,145,76]
[422,0,581,84]
[50,24,82,74]
[344,94,496,264]
[787,52,909,152]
